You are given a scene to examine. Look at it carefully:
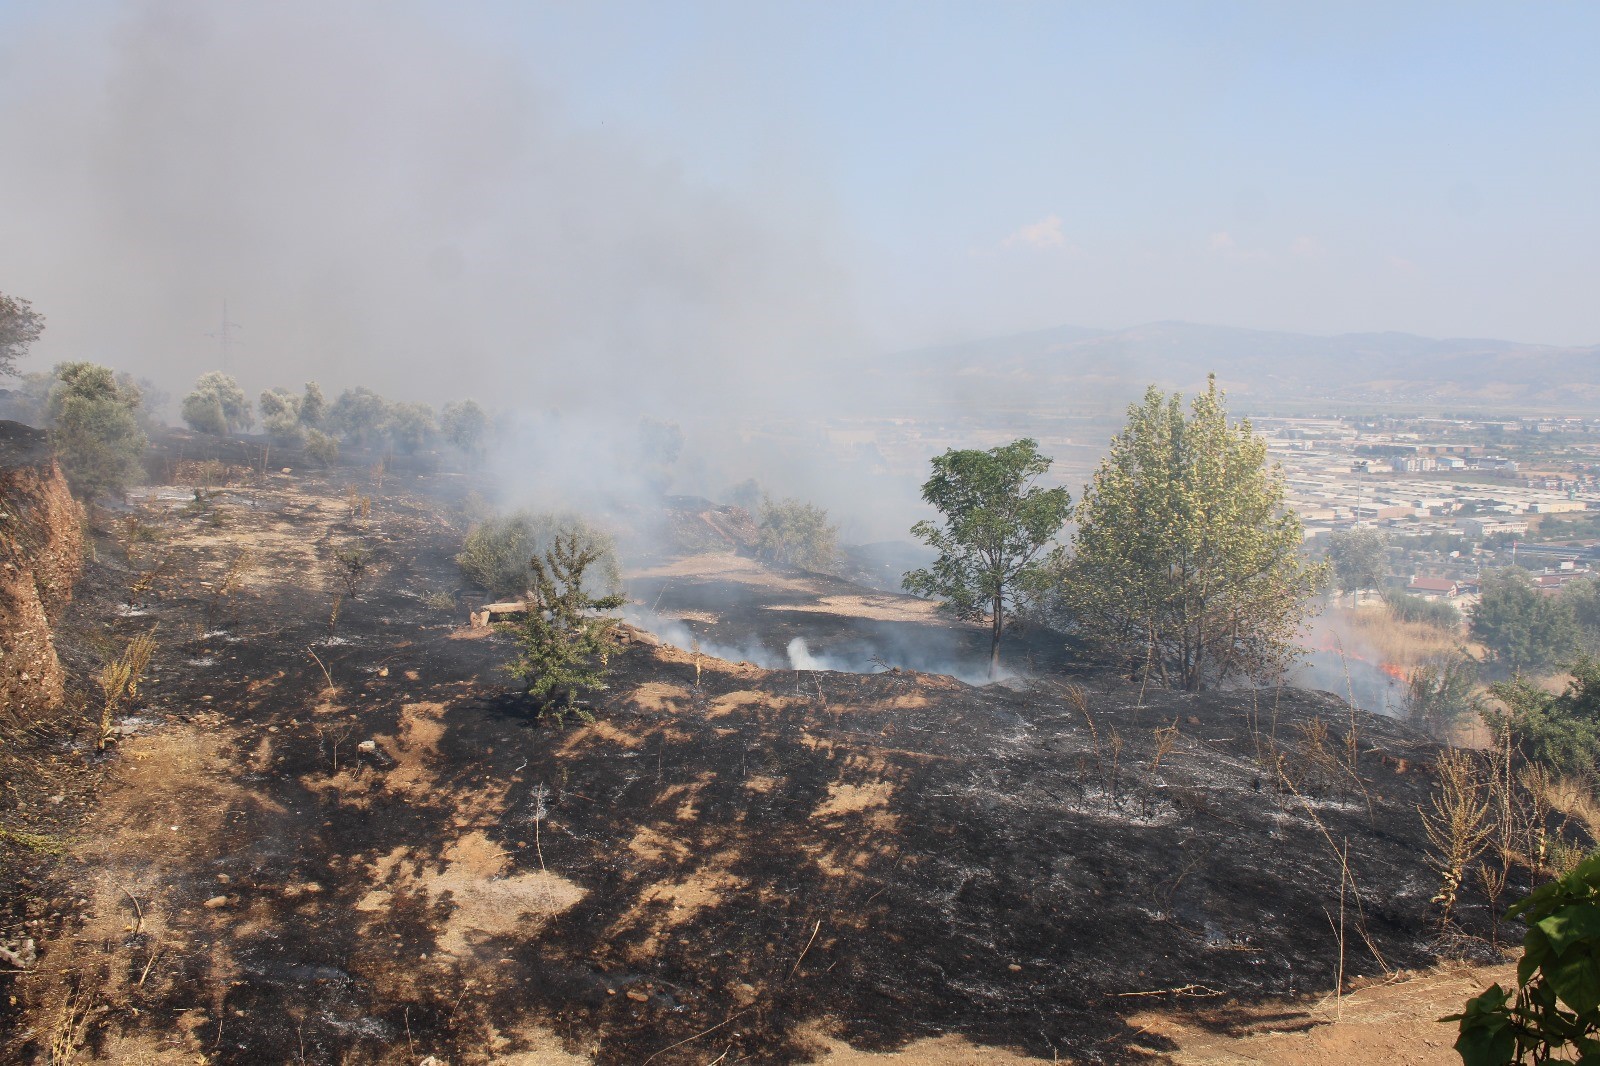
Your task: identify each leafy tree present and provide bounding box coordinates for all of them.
[1485,658,1600,777]
[0,371,53,425]
[0,291,45,377]
[457,510,619,601]
[1473,569,1579,675]
[1326,527,1388,594]
[181,371,252,435]
[327,386,389,446]
[45,363,148,501]
[757,497,842,574]
[299,381,326,428]
[903,438,1072,679]
[441,399,489,460]
[1062,377,1326,691]
[1448,853,1600,1064]
[258,387,303,441]
[1561,577,1600,656]
[503,530,626,723]
[303,428,339,468]
[385,401,436,454]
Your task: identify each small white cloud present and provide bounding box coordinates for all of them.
[1290,235,1323,259]
[1004,214,1066,249]
[1208,230,1269,263]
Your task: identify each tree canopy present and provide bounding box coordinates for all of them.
[756,497,841,574]
[1061,377,1324,691]
[1472,568,1579,676]
[1326,527,1388,594]
[0,292,45,378]
[181,372,252,435]
[45,362,148,501]
[903,438,1072,679]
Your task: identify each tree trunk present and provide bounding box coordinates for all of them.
[989,594,1003,680]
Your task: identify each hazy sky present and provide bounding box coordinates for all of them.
[0,0,1596,402]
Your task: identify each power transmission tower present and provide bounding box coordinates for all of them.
[205,300,243,374]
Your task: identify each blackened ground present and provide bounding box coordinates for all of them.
[2,439,1505,1065]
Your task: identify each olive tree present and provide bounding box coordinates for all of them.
[46,363,148,500]
[441,399,489,460]
[1062,377,1325,691]
[903,438,1072,679]
[182,372,252,435]
[756,497,841,573]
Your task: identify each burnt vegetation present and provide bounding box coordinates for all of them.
[2,346,1600,1065]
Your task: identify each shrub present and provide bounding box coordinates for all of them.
[441,399,489,460]
[1487,658,1600,777]
[304,428,339,467]
[757,497,840,573]
[327,386,389,446]
[1383,589,1463,631]
[386,401,436,454]
[1405,655,1484,737]
[457,510,619,600]
[1474,569,1580,675]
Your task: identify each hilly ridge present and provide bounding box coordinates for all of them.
[876,321,1600,409]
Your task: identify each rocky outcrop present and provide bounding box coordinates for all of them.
[0,421,83,722]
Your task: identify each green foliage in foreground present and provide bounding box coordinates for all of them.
[46,362,148,501]
[1449,853,1600,1064]
[502,531,626,725]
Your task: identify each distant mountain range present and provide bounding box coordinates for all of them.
[872,321,1600,410]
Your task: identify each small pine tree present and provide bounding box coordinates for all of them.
[503,531,625,724]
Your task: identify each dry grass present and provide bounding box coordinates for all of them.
[1341,605,1476,671]
[96,630,157,751]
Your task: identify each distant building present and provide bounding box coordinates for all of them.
[1406,575,1462,599]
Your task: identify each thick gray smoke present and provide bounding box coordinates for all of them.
[0,1,859,418]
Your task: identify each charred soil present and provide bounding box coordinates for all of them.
[0,442,1507,1064]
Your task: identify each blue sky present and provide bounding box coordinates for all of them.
[1,0,1597,374]
[476,2,1600,346]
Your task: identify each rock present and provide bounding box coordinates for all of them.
[625,989,649,1002]
[203,895,230,909]
[216,874,231,884]
[356,740,376,753]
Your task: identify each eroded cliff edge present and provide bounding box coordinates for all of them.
[0,420,82,722]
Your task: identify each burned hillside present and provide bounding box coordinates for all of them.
[0,448,1492,1065]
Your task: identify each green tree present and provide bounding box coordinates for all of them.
[757,497,841,574]
[1473,569,1579,675]
[441,399,489,460]
[258,387,303,441]
[0,291,45,377]
[1561,577,1600,656]
[1485,658,1600,776]
[385,401,436,454]
[299,381,326,429]
[45,363,148,501]
[1062,377,1326,691]
[181,371,252,435]
[503,530,626,723]
[327,386,389,446]
[1326,527,1388,594]
[903,438,1072,679]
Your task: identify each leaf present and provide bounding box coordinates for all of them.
[1540,906,1600,957]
